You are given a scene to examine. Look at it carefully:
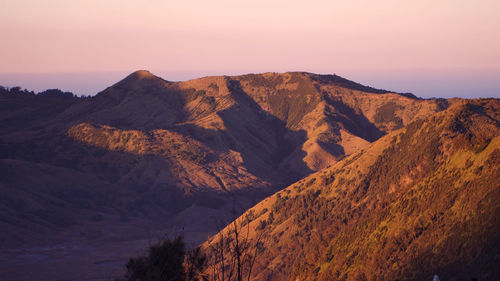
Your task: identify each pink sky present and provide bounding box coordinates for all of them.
[1,0,499,97]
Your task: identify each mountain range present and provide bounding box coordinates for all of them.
[0,70,497,281]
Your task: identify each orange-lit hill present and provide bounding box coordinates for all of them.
[206,98,500,281]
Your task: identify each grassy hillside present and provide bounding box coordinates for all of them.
[206,99,500,281]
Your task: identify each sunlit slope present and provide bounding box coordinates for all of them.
[208,99,500,281]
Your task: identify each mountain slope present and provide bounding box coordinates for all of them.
[232,72,448,171]
[0,71,446,248]
[206,98,500,281]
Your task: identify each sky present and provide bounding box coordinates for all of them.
[0,0,499,98]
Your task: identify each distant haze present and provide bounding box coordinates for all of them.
[1,0,499,98]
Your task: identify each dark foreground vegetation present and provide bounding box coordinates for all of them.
[115,213,263,281]
[114,236,206,281]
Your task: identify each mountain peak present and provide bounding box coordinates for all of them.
[126,70,158,81]
[109,70,167,90]
[94,70,169,99]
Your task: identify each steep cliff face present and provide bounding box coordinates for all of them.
[206,99,500,281]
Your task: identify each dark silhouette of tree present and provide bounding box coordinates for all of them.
[206,211,264,281]
[185,246,207,281]
[10,86,22,94]
[115,235,207,281]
